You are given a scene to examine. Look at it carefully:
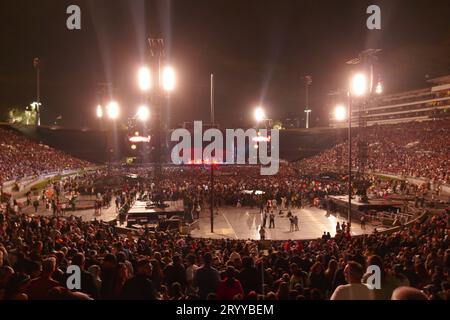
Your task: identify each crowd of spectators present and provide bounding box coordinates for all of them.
[0,201,448,300]
[0,163,448,300]
[298,119,450,186]
[0,127,91,184]
[0,119,449,300]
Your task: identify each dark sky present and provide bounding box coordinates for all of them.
[0,0,449,129]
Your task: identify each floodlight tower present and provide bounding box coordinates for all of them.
[345,48,382,226]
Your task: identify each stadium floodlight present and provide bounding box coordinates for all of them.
[376,81,383,95]
[138,66,151,92]
[96,105,103,119]
[334,105,347,121]
[162,66,176,92]
[350,73,367,97]
[136,105,150,122]
[254,106,266,122]
[106,101,120,120]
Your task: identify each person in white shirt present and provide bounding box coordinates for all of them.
[185,255,199,295]
[331,261,375,300]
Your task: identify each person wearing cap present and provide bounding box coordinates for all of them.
[217,266,244,300]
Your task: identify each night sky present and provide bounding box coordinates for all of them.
[1,0,449,129]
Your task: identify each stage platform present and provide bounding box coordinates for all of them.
[329,195,404,212]
[190,206,384,240]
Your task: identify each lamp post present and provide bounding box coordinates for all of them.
[304,109,311,129]
[333,101,352,224]
[346,72,368,227]
[105,101,120,174]
[210,161,215,233]
[254,106,267,159]
[211,74,215,125]
[33,58,41,126]
[347,92,352,226]
[304,75,312,129]
[344,50,382,229]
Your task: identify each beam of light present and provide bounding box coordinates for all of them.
[87,1,114,98]
[128,0,147,62]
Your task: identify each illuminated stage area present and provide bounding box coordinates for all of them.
[190,206,383,240]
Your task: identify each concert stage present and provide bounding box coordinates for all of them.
[328,195,404,213]
[126,200,185,229]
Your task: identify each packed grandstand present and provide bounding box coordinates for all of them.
[0,127,92,184]
[0,115,449,301]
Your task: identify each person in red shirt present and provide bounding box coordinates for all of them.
[26,257,61,300]
[217,266,243,300]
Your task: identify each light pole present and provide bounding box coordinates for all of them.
[347,92,352,226]
[96,104,107,171]
[347,73,368,226]
[210,161,215,233]
[211,74,215,125]
[33,58,41,126]
[254,106,265,163]
[304,75,312,129]
[105,101,120,174]
[253,106,272,164]
[304,109,311,129]
[333,101,352,224]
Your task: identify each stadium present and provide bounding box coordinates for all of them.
[0,0,449,305]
